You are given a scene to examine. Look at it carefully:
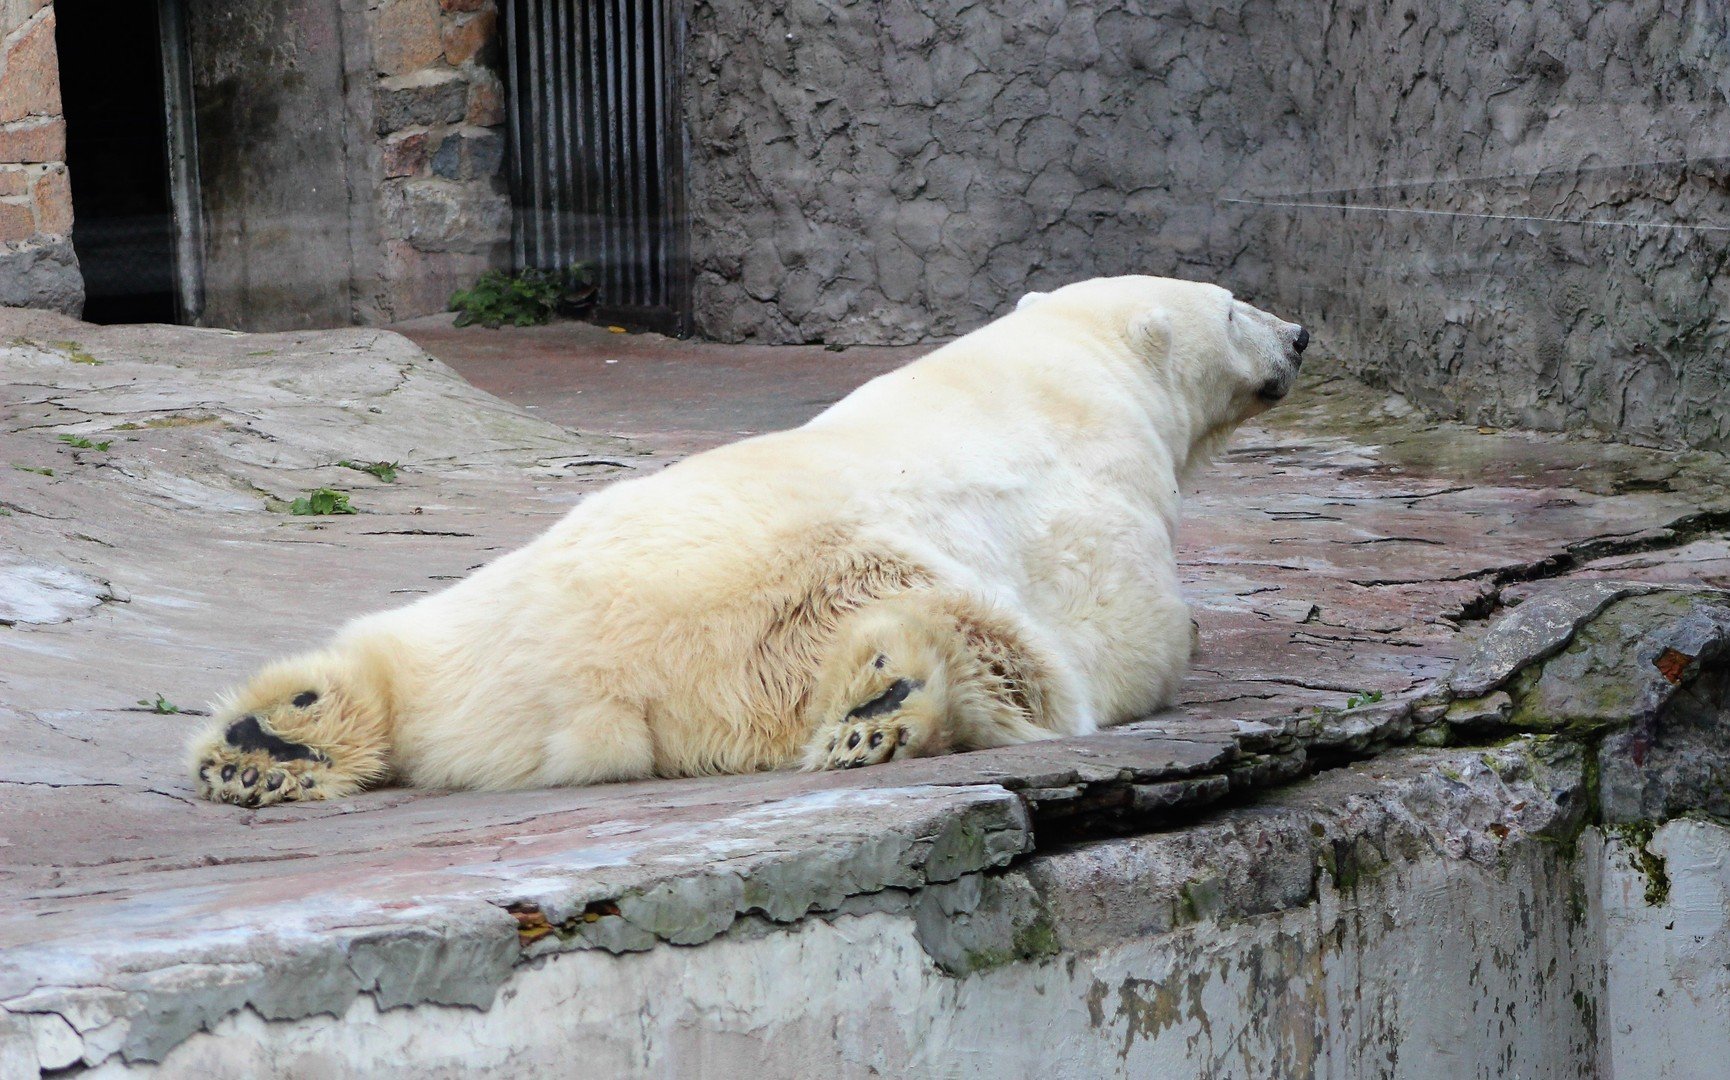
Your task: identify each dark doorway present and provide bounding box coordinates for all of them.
[55,0,179,324]
[503,0,690,336]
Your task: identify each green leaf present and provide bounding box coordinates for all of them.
[289,487,356,515]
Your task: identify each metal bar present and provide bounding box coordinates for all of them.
[648,0,665,307]
[543,0,561,267]
[604,0,622,307]
[631,0,650,308]
[567,0,588,273]
[539,0,558,265]
[504,0,526,268]
[525,0,546,265]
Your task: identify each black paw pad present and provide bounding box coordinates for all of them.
[868,732,884,748]
[224,715,320,762]
[846,731,861,749]
[266,771,285,791]
[241,768,258,787]
[292,690,319,708]
[847,678,920,721]
[220,764,236,782]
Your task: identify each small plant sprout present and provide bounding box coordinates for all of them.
[57,434,112,451]
[289,488,357,516]
[337,459,400,483]
[138,694,182,714]
[1344,689,1385,709]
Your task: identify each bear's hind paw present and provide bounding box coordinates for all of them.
[804,676,940,771]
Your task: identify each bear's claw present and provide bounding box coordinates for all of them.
[821,714,914,769]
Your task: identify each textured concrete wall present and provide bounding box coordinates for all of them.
[0,0,79,316]
[682,0,1730,451]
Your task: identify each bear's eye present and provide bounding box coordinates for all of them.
[292,691,319,708]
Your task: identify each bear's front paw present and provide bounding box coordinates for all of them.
[191,716,337,807]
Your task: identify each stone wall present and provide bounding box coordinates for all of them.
[682,0,1730,452]
[363,0,511,322]
[0,0,77,315]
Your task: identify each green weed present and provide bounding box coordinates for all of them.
[289,488,357,516]
[57,434,112,451]
[338,459,400,483]
[449,264,594,328]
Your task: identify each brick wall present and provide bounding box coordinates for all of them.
[362,0,510,321]
[0,0,78,314]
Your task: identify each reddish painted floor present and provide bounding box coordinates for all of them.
[396,315,925,457]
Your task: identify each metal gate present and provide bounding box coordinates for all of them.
[503,0,688,335]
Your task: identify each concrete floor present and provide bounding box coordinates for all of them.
[4,312,1730,1073]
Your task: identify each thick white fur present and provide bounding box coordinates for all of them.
[189,276,1305,803]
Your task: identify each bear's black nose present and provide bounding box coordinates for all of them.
[1293,327,1310,354]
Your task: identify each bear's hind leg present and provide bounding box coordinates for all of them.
[802,594,1063,771]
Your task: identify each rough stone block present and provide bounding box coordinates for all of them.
[0,114,59,163]
[439,0,486,10]
[382,177,509,253]
[374,69,468,135]
[0,163,25,196]
[373,0,444,77]
[0,232,82,313]
[442,8,497,67]
[29,161,68,234]
[381,130,431,178]
[0,195,32,240]
[464,67,505,127]
[0,8,61,123]
[430,127,503,181]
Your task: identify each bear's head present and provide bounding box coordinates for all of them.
[1016,275,1309,429]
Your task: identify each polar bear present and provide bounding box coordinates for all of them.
[189,276,1308,805]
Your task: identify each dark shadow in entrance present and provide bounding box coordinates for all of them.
[56,0,178,324]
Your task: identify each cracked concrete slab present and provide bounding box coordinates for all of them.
[3,315,1730,1072]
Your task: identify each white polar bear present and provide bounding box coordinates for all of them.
[190,276,1308,805]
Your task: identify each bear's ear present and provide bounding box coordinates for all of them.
[1129,308,1173,361]
[1015,291,1050,312]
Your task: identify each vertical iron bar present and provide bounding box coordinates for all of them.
[604,0,623,308]
[539,0,558,266]
[545,0,563,267]
[631,1,650,308]
[524,0,545,266]
[647,0,664,307]
[567,0,588,276]
[505,0,526,268]
[621,0,639,307]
